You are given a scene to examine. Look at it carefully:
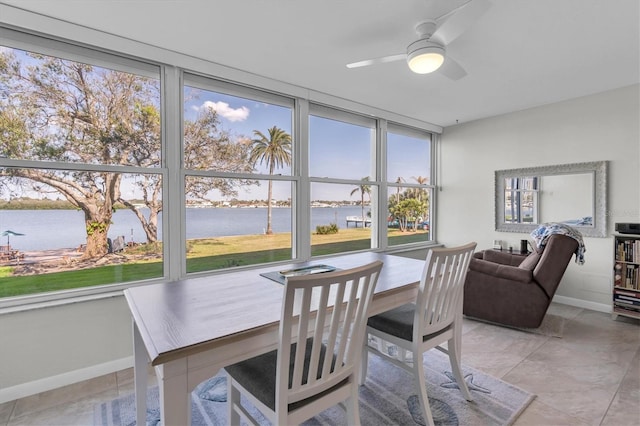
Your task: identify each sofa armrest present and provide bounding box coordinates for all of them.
[468,258,534,283]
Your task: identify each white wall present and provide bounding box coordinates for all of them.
[0,295,132,402]
[438,84,640,311]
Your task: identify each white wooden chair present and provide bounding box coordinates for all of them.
[360,243,476,426]
[225,260,383,425]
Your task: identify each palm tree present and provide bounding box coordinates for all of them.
[350,176,371,225]
[411,175,429,221]
[411,175,428,201]
[395,176,405,203]
[250,126,292,235]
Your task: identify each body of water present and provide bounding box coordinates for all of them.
[0,206,369,251]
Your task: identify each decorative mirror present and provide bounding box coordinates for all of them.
[495,161,607,237]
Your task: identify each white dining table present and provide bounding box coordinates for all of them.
[125,251,425,426]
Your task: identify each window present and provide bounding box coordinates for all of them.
[386,125,433,247]
[182,75,295,273]
[0,28,438,303]
[309,106,377,256]
[504,177,538,224]
[0,38,163,299]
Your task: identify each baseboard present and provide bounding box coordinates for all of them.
[0,356,133,404]
[552,295,611,313]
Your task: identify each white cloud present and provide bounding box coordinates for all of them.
[200,101,250,122]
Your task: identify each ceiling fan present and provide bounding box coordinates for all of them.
[346,0,491,80]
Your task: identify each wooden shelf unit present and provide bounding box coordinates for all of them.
[612,232,640,320]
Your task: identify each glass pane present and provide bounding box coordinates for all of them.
[0,46,161,166]
[522,177,538,190]
[505,178,515,190]
[387,132,430,184]
[183,86,293,175]
[0,170,163,298]
[185,177,292,273]
[521,191,536,223]
[387,186,430,246]
[309,115,374,179]
[504,190,519,223]
[311,182,374,256]
[504,184,536,225]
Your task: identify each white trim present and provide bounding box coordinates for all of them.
[0,291,124,315]
[552,295,611,313]
[0,356,133,404]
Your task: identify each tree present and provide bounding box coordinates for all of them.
[411,175,428,201]
[394,176,405,203]
[0,50,161,258]
[390,198,426,232]
[409,175,430,220]
[249,126,292,235]
[350,177,371,224]
[118,90,257,245]
[0,49,257,257]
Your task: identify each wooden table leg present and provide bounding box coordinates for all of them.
[133,322,148,426]
[158,359,190,426]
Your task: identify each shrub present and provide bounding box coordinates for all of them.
[316,223,339,235]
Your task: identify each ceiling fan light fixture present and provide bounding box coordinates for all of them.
[407,41,445,74]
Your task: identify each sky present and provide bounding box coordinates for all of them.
[2,46,431,203]
[183,87,431,201]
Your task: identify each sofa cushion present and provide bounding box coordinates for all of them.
[468,258,533,283]
[483,249,523,266]
[518,252,541,270]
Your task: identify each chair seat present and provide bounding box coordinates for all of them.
[368,303,452,343]
[225,338,343,412]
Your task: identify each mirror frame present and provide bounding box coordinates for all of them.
[495,161,608,237]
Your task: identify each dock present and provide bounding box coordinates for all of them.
[345,216,371,228]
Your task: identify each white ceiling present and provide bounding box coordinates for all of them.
[2,0,639,127]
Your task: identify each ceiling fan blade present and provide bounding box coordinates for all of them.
[438,56,467,80]
[432,0,491,45]
[346,54,406,69]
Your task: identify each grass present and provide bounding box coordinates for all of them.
[0,263,163,298]
[0,228,429,298]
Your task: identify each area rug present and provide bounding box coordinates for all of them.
[467,313,566,338]
[94,350,534,426]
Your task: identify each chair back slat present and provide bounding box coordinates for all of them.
[308,285,330,385]
[415,243,476,340]
[291,288,313,388]
[276,261,383,406]
[322,282,346,378]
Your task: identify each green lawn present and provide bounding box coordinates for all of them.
[0,228,429,298]
[0,262,164,298]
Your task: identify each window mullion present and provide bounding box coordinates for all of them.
[163,66,184,280]
[296,99,311,260]
[377,119,388,251]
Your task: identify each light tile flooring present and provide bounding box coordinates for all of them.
[1,303,639,426]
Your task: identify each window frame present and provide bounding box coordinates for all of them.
[181,73,298,276]
[0,25,440,308]
[385,123,436,249]
[0,29,168,306]
[308,104,379,255]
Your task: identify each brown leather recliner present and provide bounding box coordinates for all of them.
[463,234,579,328]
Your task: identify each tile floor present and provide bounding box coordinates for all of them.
[1,303,639,425]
